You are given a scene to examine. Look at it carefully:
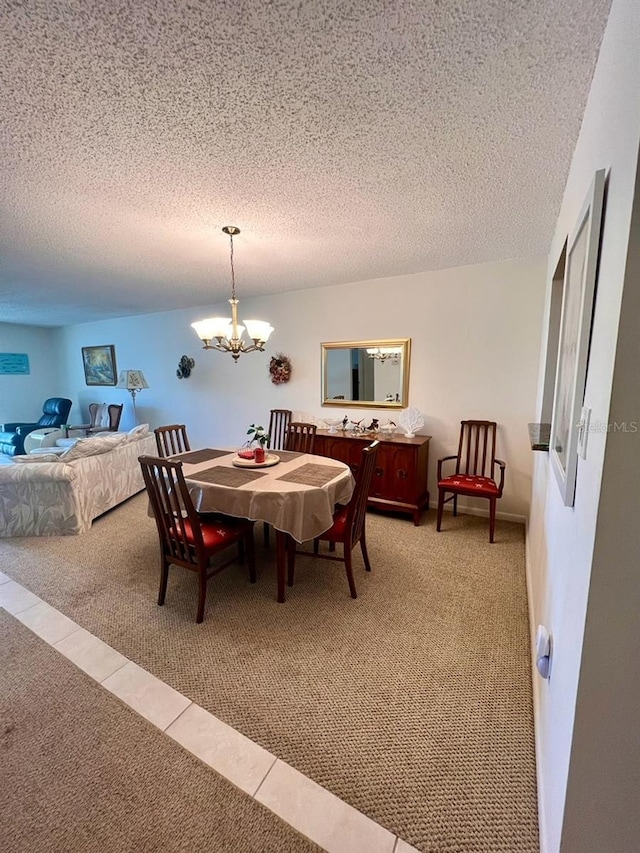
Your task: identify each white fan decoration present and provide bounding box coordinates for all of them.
[398,406,424,438]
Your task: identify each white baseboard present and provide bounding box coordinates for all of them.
[428,501,526,525]
[525,516,548,853]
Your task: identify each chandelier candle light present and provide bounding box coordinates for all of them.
[367,346,401,362]
[191,226,274,362]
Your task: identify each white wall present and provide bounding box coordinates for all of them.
[56,255,545,519]
[0,323,66,424]
[326,348,351,400]
[527,1,640,851]
[373,356,401,402]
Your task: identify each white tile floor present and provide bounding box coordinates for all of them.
[167,703,277,795]
[0,576,421,853]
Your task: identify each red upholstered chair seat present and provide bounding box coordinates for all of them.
[437,474,500,497]
[321,505,349,541]
[170,519,244,550]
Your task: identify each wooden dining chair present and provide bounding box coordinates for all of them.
[139,455,256,623]
[155,424,191,457]
[86,403,124,434]
[289,441,379,598]
[268,409,292,451]
[436,420,506,542]
[262,410,293,547]
[66,403,123,436]
[285,422,317,453]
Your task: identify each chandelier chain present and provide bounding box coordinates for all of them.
[229,230,236,302]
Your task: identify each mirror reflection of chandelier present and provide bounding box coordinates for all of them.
[367,347,401,362]
[191,226,274,362]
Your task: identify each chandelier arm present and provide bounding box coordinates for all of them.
[200,339,266,356]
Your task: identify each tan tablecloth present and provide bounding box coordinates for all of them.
[183,450,354,543]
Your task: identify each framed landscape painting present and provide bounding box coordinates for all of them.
[82,345,117,386]
[550,169,605,507]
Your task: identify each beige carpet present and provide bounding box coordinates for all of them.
[0,610,321,853]
[1,496,539,853]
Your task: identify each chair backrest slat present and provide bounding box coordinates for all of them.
[88,403,100,428]
[155,424,191,457]
[490,425,497,471]
[458,420,497,478]
[140,455,203,564]
[471,426,480,474]
[286,422,317,453]
[268,409,292,451]
[106,404,123,431]
[346,441,379,544]
[156,461,188,562]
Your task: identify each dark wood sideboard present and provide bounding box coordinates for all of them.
[314,429,431,525]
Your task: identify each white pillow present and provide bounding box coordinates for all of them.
[127,423,150,440]
[60,433,127,461]
[56,438,79,448]
[101,433,127,448]
[12,453,61,463]
[93,403,107,427]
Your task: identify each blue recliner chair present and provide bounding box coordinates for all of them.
[0,397,72,457]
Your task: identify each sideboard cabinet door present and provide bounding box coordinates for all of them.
[314,430,430,525]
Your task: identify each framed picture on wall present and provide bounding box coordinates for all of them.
[549,169,605,507]
[0,353,30,374]
[82,345,118,386]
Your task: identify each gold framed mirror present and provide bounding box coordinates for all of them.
[321,339,411,409]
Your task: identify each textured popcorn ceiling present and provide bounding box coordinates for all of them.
[0,0,611,327]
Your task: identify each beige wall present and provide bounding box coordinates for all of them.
[54,254,545,519]
[527,0,640,850]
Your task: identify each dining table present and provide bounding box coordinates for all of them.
[171,447,355,602]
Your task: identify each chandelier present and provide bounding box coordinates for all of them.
[367,346,401,362]
[191,226,274,362]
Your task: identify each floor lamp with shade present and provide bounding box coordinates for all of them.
[117,370,149,425]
